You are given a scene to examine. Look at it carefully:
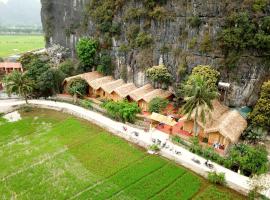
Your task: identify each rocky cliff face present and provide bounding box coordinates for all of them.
[41,0,270,107]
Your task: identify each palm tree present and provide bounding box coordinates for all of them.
[3,71,34,104]
[181,75,219,136]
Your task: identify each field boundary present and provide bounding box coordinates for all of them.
[1,100,269,198]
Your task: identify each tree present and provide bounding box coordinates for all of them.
[148,97,169,113]
[227,144,268,176]
[97,51,113,75]
[67,78,88,103]
[102,100,141,123]
[248,80,270,132]
[76,38,99,69]
[181,75,219,136]
[59,59,76,77]
[3,71,34,104]
[187,65,220,91]
[18,52,39,69]
[146,64,172,87]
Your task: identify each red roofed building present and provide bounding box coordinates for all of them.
[0,62,23,75]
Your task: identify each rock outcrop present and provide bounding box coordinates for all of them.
[41,0,270,107]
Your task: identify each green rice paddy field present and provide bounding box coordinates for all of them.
[0,35,45,58]
[0,109,245,200]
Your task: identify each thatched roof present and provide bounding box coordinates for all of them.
[63,71,102,85]
[142,89,173,103]
[181,100,247,143]
[102,79,125,94]
[113,83,138,98]
[89,76,114,90]
[128,84,154,101]
[149,112,177,126]
[205,110,247,143]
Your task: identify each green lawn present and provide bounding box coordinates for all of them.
[0,109,245,200]
[0,35,45,58]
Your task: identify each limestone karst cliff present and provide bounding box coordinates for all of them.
[41,0,270,107]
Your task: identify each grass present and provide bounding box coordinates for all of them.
[0,35,45,58]
[0,108,245,200]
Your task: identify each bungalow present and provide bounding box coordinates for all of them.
[88,76,114,97]
[62,71,102,94]
[101,79,125,100]
[110,83,138,101]
[127,84,154,102]
[0,62,23,75]
[138,89,173,112]
[181,100,247,153]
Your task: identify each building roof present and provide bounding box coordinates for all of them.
[0,62,23,69]
[181,100,247,143]
[205,110,247,143]
[113,83,138,98]
[128,84,155,101]
[63,71,102,85]
[149,112,177,127]
[89,76,114,90]
[142,89,173,103]
[101,79,125,94]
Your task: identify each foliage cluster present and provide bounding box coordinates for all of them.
[207,172,226,185]
[102,100,141,122]
[148,97,169,113]
[190,137,269,176]
[219,12,270,68]
[187,65,220,91]
[76,38,114,75]
[146,64,172,85]
[248,80,270,132]
[67,78,89,98]
[188,16,202,28]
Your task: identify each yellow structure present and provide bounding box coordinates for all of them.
[88,76,114,97]
[110,83,137,101]
[101,79,125,100]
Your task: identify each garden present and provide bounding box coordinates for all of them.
[0,108,244,200]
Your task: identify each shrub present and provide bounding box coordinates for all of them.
[242,126,267,144]
[252,0,268,12]
[188,37,197,49]
[148,97,169,113]
[149,144,160,151]
[188,16,202,28]
[172,136,189,147]
[67,78,88,98]
[208,172,226,185]
[187,65,220,91]
[97,51,113,75]
[135,32,153,48]
[79,99,93,109]
[146,64,172,85]
[102,100,141,123]
[59,59,75,77]
[149,6,170,21]
[124,8,147,21]
[18,52,39,69]
[76,38,99,67]
[248,80,270,131]
[200,33,212,53]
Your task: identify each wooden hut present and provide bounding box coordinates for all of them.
[110,83,138,101]
[181,100,247,153]
[62,71,102,94]
[138,89,173,112]
[88,76,114,97]
[127,84,154,102]
[101,79,125,100]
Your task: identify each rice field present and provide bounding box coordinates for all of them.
[0,108,245,200]
[0,35,45,58]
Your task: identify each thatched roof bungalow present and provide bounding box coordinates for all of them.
[88,76,114,97]
[180,100,247,153]
[138,89,173,111]
[101,79,125,100]
[127,84,154,102]
[62,71,102,93]
[111,83,138,101]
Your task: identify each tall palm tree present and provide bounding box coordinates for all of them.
[3,71,34,104]
[181,75,219,136]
